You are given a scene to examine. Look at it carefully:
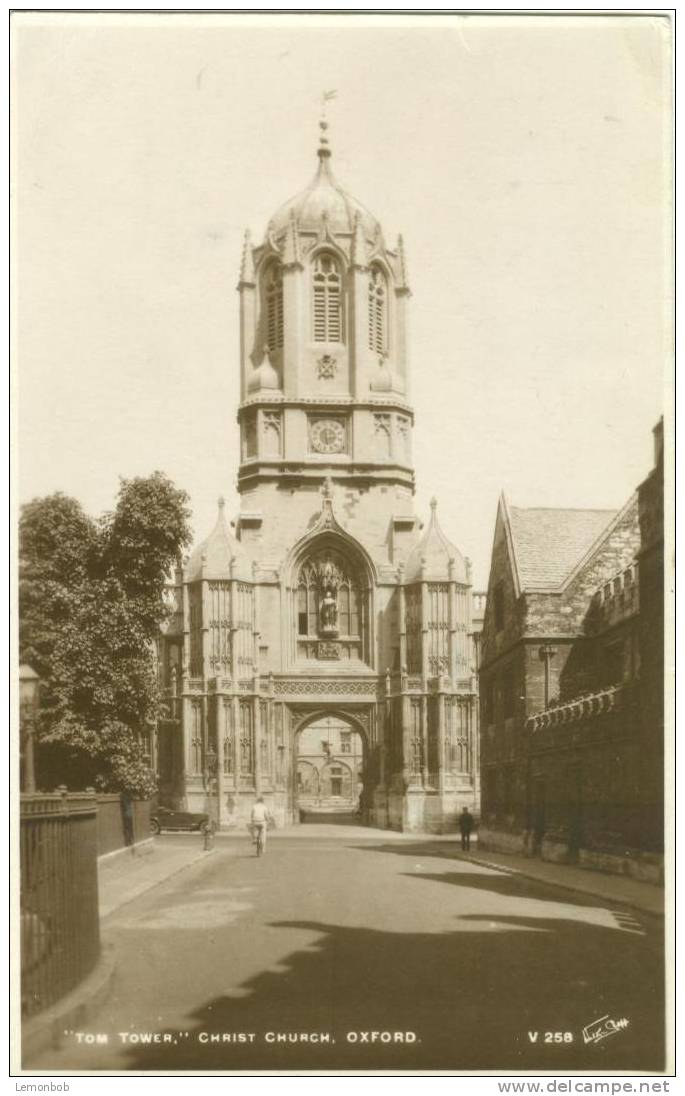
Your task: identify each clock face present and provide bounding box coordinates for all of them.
[311,419,346,454]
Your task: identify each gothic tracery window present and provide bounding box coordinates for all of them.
[313,253,342,342]
[242,412,257,460]
[373,413,392,460]
[295,545,366,663]
[262,411,282,458]
[265,262,283,351]
[368,266,387,354]
[297,554,360,638]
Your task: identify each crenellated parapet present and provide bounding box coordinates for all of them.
[525,683,632,732]
[587,561,640,633]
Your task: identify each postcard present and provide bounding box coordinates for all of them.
[12,11,672,1079]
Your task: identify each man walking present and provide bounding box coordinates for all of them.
[458,806,475,852]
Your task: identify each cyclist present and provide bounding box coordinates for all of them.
[250,796,271,856]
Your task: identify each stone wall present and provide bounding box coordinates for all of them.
[637,443,664,852]
[480,510,526,669]
[478,437,663,879]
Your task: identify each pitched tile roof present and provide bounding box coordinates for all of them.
[507,505,617,591]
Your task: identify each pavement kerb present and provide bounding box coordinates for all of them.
[97,836,154,866]
[21,947,117,1068]
[100,845,217,921]
[454,851,665,918]
[22,847,219,1067]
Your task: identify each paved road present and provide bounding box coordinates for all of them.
[29,829,664,1073]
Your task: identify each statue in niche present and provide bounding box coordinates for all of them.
[320,587,338,633]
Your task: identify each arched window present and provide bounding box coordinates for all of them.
[265,262,283,351]
[297,567,319,637]
[337,580,360,637]
[295,545,365,663]
[299,559,359,637]
[313,253,342,342]
[368,266,387,354]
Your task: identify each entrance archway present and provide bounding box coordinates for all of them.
[294,714,366,825]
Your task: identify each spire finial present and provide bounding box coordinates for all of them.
[397,233,410,290]
[318,90,336,161]
[351,212,368,269]
[283,211,302,268]
[238,229,255,287]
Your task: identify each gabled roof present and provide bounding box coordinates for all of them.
[184,498,250,582]
[405,498,469,584]
[502,496,618,593]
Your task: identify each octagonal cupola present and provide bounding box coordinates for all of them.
[235,121,415,503]
[184,497,251,583]
[405,498,469,585]
[267,122,381,244]
[403,499,474,685]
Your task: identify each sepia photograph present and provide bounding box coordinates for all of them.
[12,11,672,1077]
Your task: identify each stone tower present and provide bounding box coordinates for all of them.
[156,122,481,832]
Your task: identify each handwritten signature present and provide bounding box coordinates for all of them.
[582,1015,630,1045]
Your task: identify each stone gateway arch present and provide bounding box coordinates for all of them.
[155,123,482,833]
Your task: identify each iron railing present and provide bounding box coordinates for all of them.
[20,791,100,1018]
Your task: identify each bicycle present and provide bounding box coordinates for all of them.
[255,824,266,857]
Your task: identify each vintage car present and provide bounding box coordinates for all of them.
[150,805,214,835]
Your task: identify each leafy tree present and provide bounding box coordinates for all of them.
[19,474,192,796]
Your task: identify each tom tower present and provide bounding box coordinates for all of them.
[156,122,481,832]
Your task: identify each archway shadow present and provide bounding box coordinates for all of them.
[117,913,664,1073]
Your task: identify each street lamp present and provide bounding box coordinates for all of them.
[19,665,40,794]
[204,746,218,849]
[206,746,218,783]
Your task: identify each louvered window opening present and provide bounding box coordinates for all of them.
[313,254,342,342]
[368,267,387,354]
[265,264,284,350]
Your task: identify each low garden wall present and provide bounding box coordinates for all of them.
[96,795,151,857]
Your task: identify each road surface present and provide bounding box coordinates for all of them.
[27,826,665,1072]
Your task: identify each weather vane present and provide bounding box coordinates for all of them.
[321,89,337,116]
[318,91,337,155]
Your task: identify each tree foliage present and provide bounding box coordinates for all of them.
[19,475,192,796]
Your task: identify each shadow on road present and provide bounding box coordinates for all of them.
[351,840,482,861]
[299,811,360,826]
[350,843,641,912]
[394,866,628,911]
[119,910,664,1073]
